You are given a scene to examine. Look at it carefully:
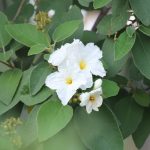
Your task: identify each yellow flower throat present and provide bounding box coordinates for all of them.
[79,60,86,70]
[66,77,73,85]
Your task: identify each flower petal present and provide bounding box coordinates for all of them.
[80,92,90,106]
[57,87,76,105]
[84,43,102,60]
[45,72,65,89]
[90,60,106,77]
[86,101,93,114]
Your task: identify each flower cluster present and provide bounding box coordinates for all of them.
[45,39,106,113]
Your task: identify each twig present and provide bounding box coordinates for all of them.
[92,7,111,31]
[12,0,26,21]
[0,60,14,68]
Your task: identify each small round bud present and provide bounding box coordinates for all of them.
[129,15,135,21]
[48,9,55,18]
[126,20,132,26]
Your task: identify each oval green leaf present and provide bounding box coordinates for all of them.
[29,62,52,96]
[6,24,49,47]
[93,0,111,9]
[114,97,144,138]
[132,33,150,79]
[0,69,22,105]
[52,20,81,42]
[130,0,150,26]
[74,106,123,150]
[115,31,136,61]
[28,44,48,56]
[37,100,73,141]
[0,11,12,48]
[102,79,120,99]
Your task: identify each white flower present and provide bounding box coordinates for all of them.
[80,88,103,114]
[48,39,106,89]
[45,63,86,105]
[48,9,55,18]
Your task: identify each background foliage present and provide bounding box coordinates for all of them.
[0,0,150,149]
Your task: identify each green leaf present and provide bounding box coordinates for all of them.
[126,26,136,37]
[102,79,120,98]
[0,68,32,115]
[6,24,49,47]
[133,90,150,107]
[0,50,13,62]
[52,20,81,42]
[133,109,150,148]
[0,11,12,48]
[17,106,40,147]
[115,31,136,60]
[112,0,128,16]
[37,100,73,141]
[78,0,93,7]
[28,44,48,56]
[93,0,111,9]
[30,62,52,96]
[38,0,72,15]
[20,87,52,106]
[129,0,150,26]
[44,120,87,150]
[81,31,105,43]
[0,69,22,105]
[114,97,144,138]
[132,33,150,79]
[74,106,123,150]
[139,25,150,36]
[97,13,129,35]
[102,38,127,77]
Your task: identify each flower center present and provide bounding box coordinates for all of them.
[89,95,96,102]
[65,77,73,85]
[79,60,87,70]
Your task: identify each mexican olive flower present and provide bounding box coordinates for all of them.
[80,79,103,114]
[48,39,106,89]
[45,63,86,105]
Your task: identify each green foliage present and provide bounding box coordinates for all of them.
[20,87,52,106]
[114,31,136,60]
[29,62,52,96]
[0,12,12,48]
[0,0,150,149]
[52,20,82,42]
[114,97,144,138]
[44,120,87,150]
[0,69,22,105]
[133,109,150,148]
[132,33,150,79]
[37,100,73,141]
[28,44,48,56]
[102,38,127,77]
[74,106,123,150]
[93,0,111,9]
[133,90,150,107]
[6,24,49,47]
[102,79,120,98]
[129,0,150,26]
[139,25,150,36]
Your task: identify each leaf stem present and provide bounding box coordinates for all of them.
[92,7,111,31]
[12,0,26,21]
[0,60,14,68]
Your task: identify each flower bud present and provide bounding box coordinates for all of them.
[94,79,102,90]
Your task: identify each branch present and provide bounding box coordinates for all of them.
[13,0,26,21]
[0,60,14,68]
[92,7,111,31]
